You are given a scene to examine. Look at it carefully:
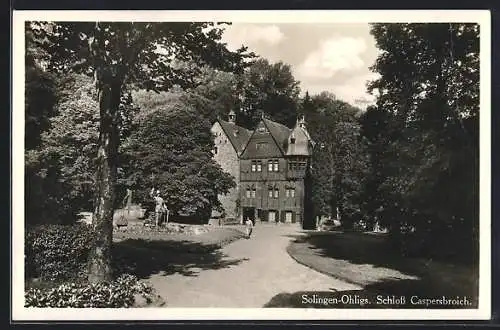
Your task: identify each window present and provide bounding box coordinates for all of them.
[289,160,306,171]
[286,188,295,198]
[213,147,218,155]
[246,186,256,199]
[256,142,268,152]
[251,160,262,172]
[268,160,279,172]
[268,186,279,199]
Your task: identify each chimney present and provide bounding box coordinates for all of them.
[228,110,236,124]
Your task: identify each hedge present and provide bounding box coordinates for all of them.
[25,224,94,281]
[25,274,162,308]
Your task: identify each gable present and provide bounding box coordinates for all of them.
[211,122,236,155]
[262,118,292,154]
[213,119,252,155]
[240,120,288,159]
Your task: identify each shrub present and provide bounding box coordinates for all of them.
[25,274,162,308]
[25,224,94,281]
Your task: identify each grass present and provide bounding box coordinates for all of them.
[284,231,478,308]
[113,225,246,246]
[112,226,248,278]
[26,223,247,291]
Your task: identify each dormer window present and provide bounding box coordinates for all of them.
[290,137,296,144]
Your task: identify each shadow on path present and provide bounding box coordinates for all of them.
[285,231,478,307]
[112,238,249,279]
[264,285,476,309]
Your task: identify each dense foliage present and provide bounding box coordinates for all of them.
[25,224,94,281]
[124,91,236,222]
[24,21,480,289]
[25,274,159,308]
[363,23,479,260]
[25,74,139,225]
[28,21,251,282]
[302,92,367,228]
[237,58,301,128]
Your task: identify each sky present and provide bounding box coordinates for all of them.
[222,23,381,109]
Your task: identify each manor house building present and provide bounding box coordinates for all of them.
[210,110,315,229]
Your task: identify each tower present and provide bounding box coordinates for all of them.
[285,114,316,229]
[297,114,306,129]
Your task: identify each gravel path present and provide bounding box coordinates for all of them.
[148,224,361,307]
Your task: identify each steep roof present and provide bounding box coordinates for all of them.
[262,118,292,154]
[286,126,314,156]
[217,119,252,155]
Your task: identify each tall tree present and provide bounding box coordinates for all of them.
[29,21,251,283]
[183,66,241,124]
[239,58,301,128]
[26,74,99,226]
[304,92,367,228]
[25,30,60,225]
[25,28,57,150]
[358,105,393,230]
[367,23,479,258]
[124,94,236,221]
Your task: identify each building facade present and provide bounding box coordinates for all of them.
[211,111,315,229]
[210,111,251,219]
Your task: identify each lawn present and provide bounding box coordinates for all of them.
[26,221,247,291]
[112,224,247,279]
[284,231,479,308]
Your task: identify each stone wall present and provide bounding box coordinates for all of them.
[211,122,240,219]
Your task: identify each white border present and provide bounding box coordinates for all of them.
[12,10,491,321]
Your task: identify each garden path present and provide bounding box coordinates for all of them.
[148,224,360,307]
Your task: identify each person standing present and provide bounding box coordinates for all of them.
[245,217,254,239]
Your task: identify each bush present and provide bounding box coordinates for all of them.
[25,224,94,281]
[25,274,162,308]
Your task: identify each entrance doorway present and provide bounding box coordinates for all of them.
[268,210,277,223]
[242,207,255,224]
[285,211,293,223]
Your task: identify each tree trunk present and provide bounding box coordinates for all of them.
[88,78,122,284]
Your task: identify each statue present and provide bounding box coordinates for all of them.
[149,188,167,227]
